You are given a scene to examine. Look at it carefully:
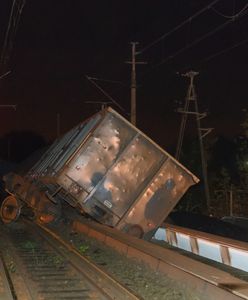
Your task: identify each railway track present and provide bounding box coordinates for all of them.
[0,220,140,300]
[2,212,248,299]
[60,209,248,300]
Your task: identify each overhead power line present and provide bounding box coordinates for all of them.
[0,71,11,80]
[211,3,248,19]
[0,0,26,75]
[138,0,221,54]
[86,77,124,85]
[135,6,248,85]
[198,37,248,65]
[85,75,126,112]
[152,8,248,70]
[179,35,248,73]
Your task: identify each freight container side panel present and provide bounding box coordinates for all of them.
[116,159,196,233]
[42,128,78,175]
[51,113,102,174]
[46,126,83,174]
[29,112,102,177]
[91,134,167,218]
[58,113,136,194]
[22,107,199,235]
[28,126,77,176]
[27,137,61,176]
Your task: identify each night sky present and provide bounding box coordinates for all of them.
[0,0,248,152]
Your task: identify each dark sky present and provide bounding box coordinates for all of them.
[0,0,248,151]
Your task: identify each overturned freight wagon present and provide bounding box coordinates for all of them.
[1,108,199,237]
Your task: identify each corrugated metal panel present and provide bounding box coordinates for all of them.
[27,107,199,235]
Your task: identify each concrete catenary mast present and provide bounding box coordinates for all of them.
[126,42,146,126]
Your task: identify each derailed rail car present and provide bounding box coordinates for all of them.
[1,108,199,237]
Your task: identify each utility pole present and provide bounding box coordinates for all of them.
[176,70,213,211]
[126,42,146,126]
[130,42,137,126]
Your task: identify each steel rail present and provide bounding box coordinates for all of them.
[0,219,141,300]
[67,214,248,300]
[31,220,141,300]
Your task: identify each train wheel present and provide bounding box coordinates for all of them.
[0,195,21,224]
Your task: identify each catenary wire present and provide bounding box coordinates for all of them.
[198,37,248,65]
[145,8,248,74]
[211,2,248,19]
[138,0,221,54]
[85,75,126,112]
[177,35,248,74]
[0,0,26,75]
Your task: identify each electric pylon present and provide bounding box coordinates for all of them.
[176,70,213,211]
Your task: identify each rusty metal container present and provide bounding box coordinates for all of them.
[25,107,199,236]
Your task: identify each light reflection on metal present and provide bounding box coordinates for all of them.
[154,223,248,272]
[8,108,198,236]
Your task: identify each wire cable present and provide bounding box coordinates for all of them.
[0,0,26,75]
[150,8,248,71]
[86,77,124,85]
[177,34,248,79]
[85,75,126,112]
[198,37,248,65]
[211,2,248,19]
[138,0,221,54]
